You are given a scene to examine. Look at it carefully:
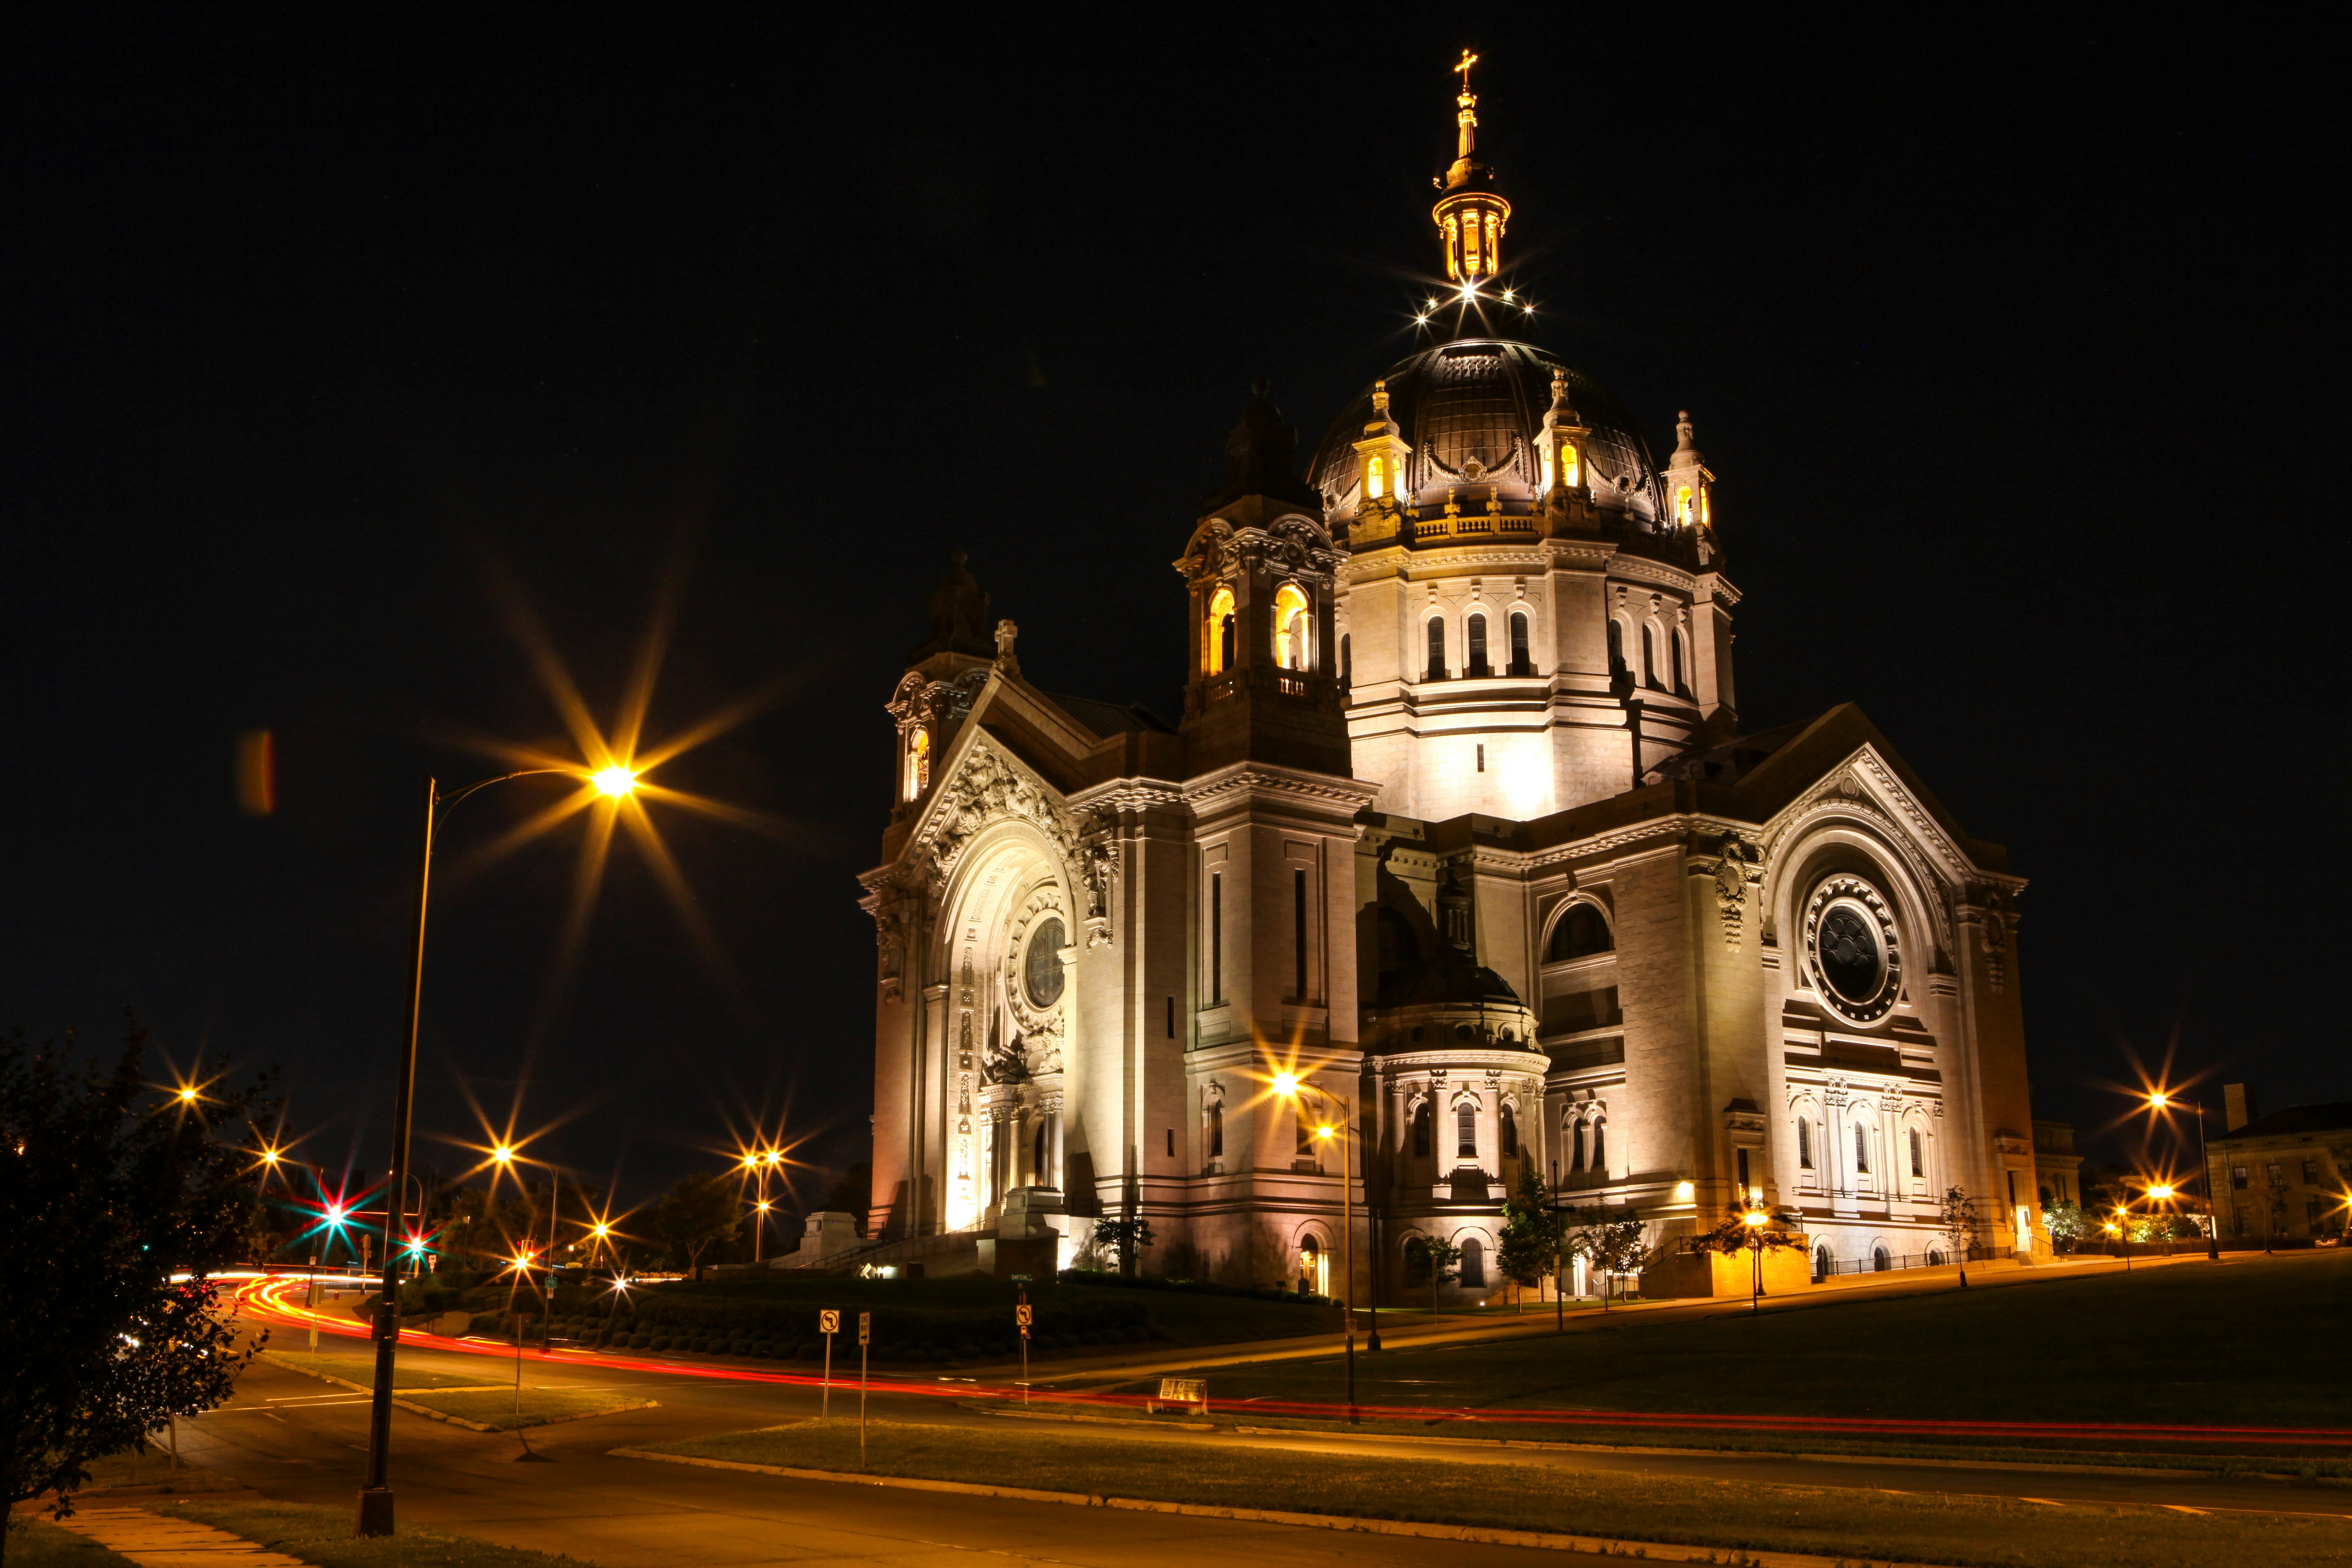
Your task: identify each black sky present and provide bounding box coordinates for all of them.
[5,12,2342,1214]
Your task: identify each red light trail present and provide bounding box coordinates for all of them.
[232,1277,2352,1450]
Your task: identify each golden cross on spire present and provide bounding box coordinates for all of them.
[1455,49,1479,98]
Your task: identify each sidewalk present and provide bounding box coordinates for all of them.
[51,1503,310,1567]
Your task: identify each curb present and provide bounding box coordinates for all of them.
[608,1447,1963,1567]
[257,1356,658,1434]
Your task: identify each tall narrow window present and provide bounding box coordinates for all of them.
[1297,1105,1315,1156]
[1207,1101,1223,1158]
[1365,453,1387,500]
[1209,872,1223,1003]
[1292,868,1309,1001]
[904,728,930,801]
[1500,1104,1518,1156]
[1736,1148,1751,1199]
[1273,583,1311,672]
[1676,485,1694,526]
[1033,1120,1047,1182]
[1426,617,1447,680]
[1476,743,1485,773]
[1509,611,1531,676]
[1853,1122,1870,1173]
[1205,585,1236,676]
[1459,1236,1485,1286]
[1909,1129,1924,1178]
[1571,1118,1586,1173]
[1412,1101,1432,1157]
[1466,613,1489,676]
[1456,1101,1478,1160]
[1642,624,1662,690]
[1591,1119,1606,1171]
[1670,630,1686,693]
[1607,618,1625,675]
[1798,1118,1813,1171]
[1165,1128,1174,1158]
[1340,633,1352,690]
[1165,996,1175,1039]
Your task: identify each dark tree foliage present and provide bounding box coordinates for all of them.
[1496,1164,1562,1297]
[650,1172,740,1277]
[1090,1216,1156,1277]
[0,1024,273,1548]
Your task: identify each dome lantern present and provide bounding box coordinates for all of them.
[1432,50,1510,291]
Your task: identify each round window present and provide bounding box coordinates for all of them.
[1816,905,1882,1004]
[1803,876,1901,1023]
[1022,917,1066,1008]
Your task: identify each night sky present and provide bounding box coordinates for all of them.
[6,14,2339,1217]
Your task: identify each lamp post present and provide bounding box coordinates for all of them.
[2146,1091,2223,1261]
[356,763,637,1539]
[1741,1204,1769,1316]
[1274,1071,1357,1424]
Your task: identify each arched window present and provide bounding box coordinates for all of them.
[1676,485,1694,527]
[1670,629,1686,694]
[1570,1115,1587,1173]
[1456,1101,1478,1160]
[1872,1245,1891,1273]
[1853,1122,1870,1173]
[1813,1244,1831,1281]
[903,728,930,801]
[1206,1101,1223,1159]
[1590,1118,1606,1171]
[1340,633,1352,690]
[1797,1117,1813,1171]
[1558,440,1579,490]
[1508,611,1532,676]
[1425,616,1447,681]
[1033,1119,1048,1182]
[1546,903,1613,962]
[1298,1235,1322,1295]
[1466,612,1490,677]
[1642,624,1663,690]
[1458,1235,1486,1287]
[1273,583,1311,672]
[1500,1104,1518,1156]
[1404,1235,1432,1284]
[1411,1100,1433,1157]
[1365,453,1387,500]
[1606,618,1625,676]
[1206,585,1236,675]
[1909,1128,1924,1178]
[1296,1103,1317,1156]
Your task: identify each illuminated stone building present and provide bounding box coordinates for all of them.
[857,63,2043,1297]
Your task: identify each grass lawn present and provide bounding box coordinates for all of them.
[159,1500,596,1568]
[648,1417,2352,1568]
[2,1518,139,1567]
[1127,1253,2352,1444]
[259,1350,653,1431]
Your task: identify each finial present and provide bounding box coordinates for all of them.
[1373,378,1390,414]
[1674,410,1700,454]
[1455,48,1478,100]
[1251,375,1270,400]
[949,549,968,567]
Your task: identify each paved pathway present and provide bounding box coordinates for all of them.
[54,1504,309,1567]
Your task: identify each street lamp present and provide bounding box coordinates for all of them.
[2143,1090,2222,1261]
[1741,1205,1770,1316]
[357,763,637,1539]
[1272,1070,1359,1424]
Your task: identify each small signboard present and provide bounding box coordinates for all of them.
[819,1309,840,1335]
[858,1310,871,1346]
[1015,1304,1033,1330]
[1152,1377,1208,1416]
[1010,1274,1033,1283]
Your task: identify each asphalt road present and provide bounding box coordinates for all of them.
[162,1306,2352,1568]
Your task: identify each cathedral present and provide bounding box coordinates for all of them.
[854,62,2047,1300]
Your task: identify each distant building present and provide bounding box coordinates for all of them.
[2206,1085,2352,1241]
[2032,1121,2081,1207]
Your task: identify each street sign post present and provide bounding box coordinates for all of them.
[857,1311,871,1466]
[819,1309,839,1418]
[1015,1293,1032,1405]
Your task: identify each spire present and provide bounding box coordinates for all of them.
[1432,50,1510,288]
[1663,410,1716,533]
[1199,378,1324,513]
[907,550,996,663]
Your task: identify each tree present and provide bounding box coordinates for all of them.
[1565,1206,1647,1310]
[2042,1197,2085,1253]
[2,1024,271,1553]
[1689,1202,1805,1315]
[1405,1235,1463,1314]
[1496,1165,1562,1313]
[650,1172,740,1278]
[1939,1186,1982,1288]
[1090,1216,1157,1278]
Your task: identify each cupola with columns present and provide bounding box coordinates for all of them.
[1432,51,1510,291]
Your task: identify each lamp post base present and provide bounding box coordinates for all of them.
[355,1487,395,1537]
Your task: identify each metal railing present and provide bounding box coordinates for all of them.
[1811,1243,2009,1281]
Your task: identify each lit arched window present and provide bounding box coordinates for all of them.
[1273,583,1311,672]
[1205,585,1236,675]
[1508,611,1531,676]
[1365,453,1387,500]
[1676,485,1694,526]
[1558,441,1579,490]
[1455,1101,1477,1159]
[1698,485,1711,527]
[903,728,930,801]
[1466,612,1489,677]
[1546,903,1612,962]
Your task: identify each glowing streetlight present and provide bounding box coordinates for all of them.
[1273,1068,1359,1423]
[2133,1086,2221,1261]
[2150,1183,2175,1202]
[592,764,638,798]
[491,1145,516,1166]
[178,1086,200,1105]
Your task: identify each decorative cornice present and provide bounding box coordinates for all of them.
[1179,762,1382,815]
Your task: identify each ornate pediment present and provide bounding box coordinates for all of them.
[907,739,1085,896]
